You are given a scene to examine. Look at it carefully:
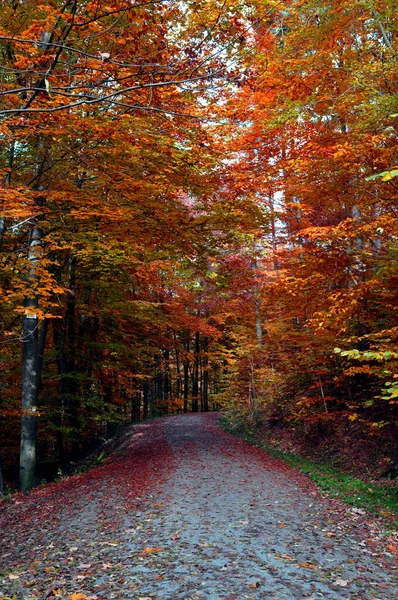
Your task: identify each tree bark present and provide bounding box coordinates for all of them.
[164,347,170,403]
[143,381,149,419]
[20,219,42,492]
[252,260,263,348]
[156,354,163,404]
[192,332,200,412]
[0,452,4,497]
[183,338,189,413]
[202,336,209,412]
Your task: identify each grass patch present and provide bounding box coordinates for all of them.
[218,417,398,526]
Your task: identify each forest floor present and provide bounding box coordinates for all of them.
[1,413,398,600]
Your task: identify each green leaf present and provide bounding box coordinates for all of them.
[366,167,398,182]
[44,78,52,96]
[382,169,398,182]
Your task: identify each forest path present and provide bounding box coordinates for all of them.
[1,413,398,600]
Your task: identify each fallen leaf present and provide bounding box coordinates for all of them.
[333,579,349,587]
[280,554,292,559]
[298,563,316,569]
[154,503,163,507]
[278,523,286,528]
[388,544,398,554]
[70,594,87,600]
[8,573,20,580]
[351,508,366,515]
[324,532,336,538]
[141,547,163,555]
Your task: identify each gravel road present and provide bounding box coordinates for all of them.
[1,413,398,599]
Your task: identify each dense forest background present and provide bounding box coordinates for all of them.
[0,0,397,493]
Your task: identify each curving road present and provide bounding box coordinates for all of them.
[1,413,397,599]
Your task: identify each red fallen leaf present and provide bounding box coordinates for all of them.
[298,563,316,569]
[388,544,398,554]
[141,547,163,555]
[171,534,180,541]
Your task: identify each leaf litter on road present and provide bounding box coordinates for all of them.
[1,413,398,599]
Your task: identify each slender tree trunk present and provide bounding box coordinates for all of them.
[143,381,149,419]
[252,260,263,348]
[183,337,189,413]
[174,332,182,399]
[319,376,328,414]
[203,336,209,412]
[53,257,77,464]
[156,353,163,411]
[192,332,200,412]
[164,347,170,404]
[131,393,140,422]
[0,451,4,496]
[269,193,279,271]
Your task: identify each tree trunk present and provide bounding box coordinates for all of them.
[174,332,182,399]
[192,332,200,412]
[53,257,77,465]
[20,312,39,491]
[143,381,149,419]
[183,338,189,413]
[20,219,42,492]
[0,452,4,497]
[164,347,170,404]
[203,336,209,412]
[252,259,263,348]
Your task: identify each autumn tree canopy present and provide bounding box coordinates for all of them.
[0,0,397,492]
